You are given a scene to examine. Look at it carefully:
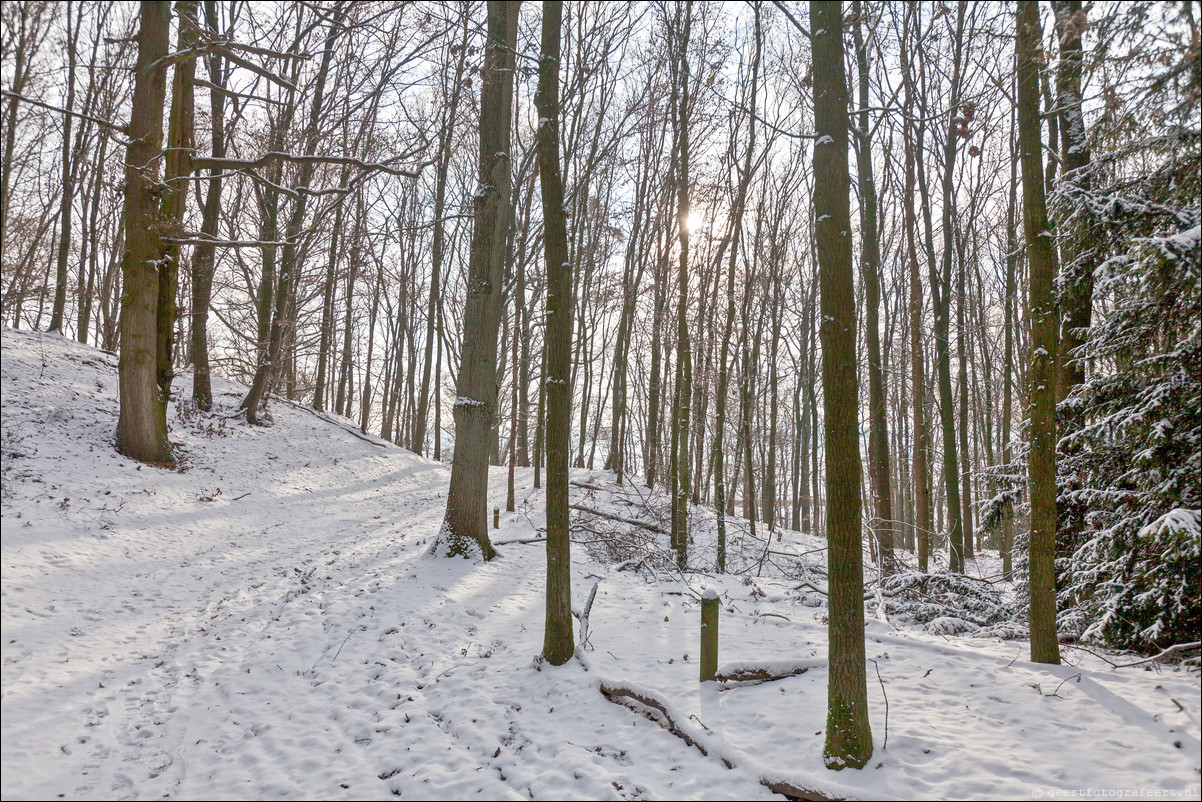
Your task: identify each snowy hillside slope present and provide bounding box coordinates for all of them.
[2,328,1199,800]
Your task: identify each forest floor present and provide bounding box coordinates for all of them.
[2,327,1199,801]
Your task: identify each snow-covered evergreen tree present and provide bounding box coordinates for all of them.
[1054,2,1200,650]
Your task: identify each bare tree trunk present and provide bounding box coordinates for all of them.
[538,0,573,665]
[115,1,172,464]
[902,1,931,571]
[241,5,343,423]
[931,1,967,573]
[416,9,471,455]
[188,0,226,411]
[1017,0,1061,666]
[312,167,350,412]
[437,0,520,560]
[669,0,693,571]
[956,227,974,559]
[852,0,894,573]
[335,255,357,418]
[359,258,383,433]
[158,0,197,409]
[812,0,871,770]
[48,3,79,335]
[715,2,761,567]
[1002,111,1018,579]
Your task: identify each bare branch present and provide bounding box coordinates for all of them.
[1,89,128,135]
[193,151,431,179]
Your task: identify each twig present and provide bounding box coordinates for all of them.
[333,627,357,662]
[870,658,889,750]
[1048,673,1082,698]
[756,611,792,622]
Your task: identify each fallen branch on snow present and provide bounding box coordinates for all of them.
[570,503,666,534]
[595,678,840,801]
[1068,641,1201,670]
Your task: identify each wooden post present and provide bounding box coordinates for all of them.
[493,507,500,529]
[700,588,719,682]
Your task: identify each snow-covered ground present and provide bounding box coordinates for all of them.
[2,327,1199,801]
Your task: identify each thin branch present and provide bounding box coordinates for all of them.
[1,89,128,135]
[193,151,431,178]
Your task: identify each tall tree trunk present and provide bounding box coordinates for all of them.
[901,1,931,571]
[48,3,78,335]
[813,0,872,771]
[116,1,173,464]
[78,125,107,344]
[437,0,520,560]
[538,0,573,665]
[956,227,974,559]
[1053,0,1093,406]
[852,0,894,573]
[669,0,693,571]
[714,3,761,565]
[240,5,344,423]
[189,0,226,411]
[931,1,967,573]
[312,167,351,412]
[1053,0,1095,558]
[359,259,383,433]
[335,257,357,418]
[416,9,471,455]
[158,0,197,407]
[646,222,669,489]
[1017,0,1061,666]
[1002,113,1018,579]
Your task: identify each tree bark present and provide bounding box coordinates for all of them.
[852,0,894,573]
[437,0,520,560]
[48,3,79,335]
[538,0,574,665]
[812,0,872,770]
[1002,120,1018,578]
[415,9,471,456]
[669,0,693,571]
[931,1,967,573]
[189,0,226,412]
[901,1,931,571]
[240,6,343,423]
[1017,0,1061,666]
[715,4,762,566]
[158,0,197,406]
[115,1,173,464]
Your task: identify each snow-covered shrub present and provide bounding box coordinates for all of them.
[880,572,1010,629]
[924,617,980,636]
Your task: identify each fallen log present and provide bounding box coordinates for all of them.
[715,665,810,683]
